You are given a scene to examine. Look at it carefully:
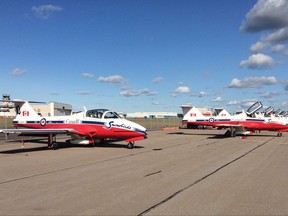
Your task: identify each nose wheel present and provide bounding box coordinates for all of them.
[127,141,135,149]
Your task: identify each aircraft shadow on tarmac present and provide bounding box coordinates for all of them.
[0,139,143,154]
[167,130,277,139]
[167,131,230,139]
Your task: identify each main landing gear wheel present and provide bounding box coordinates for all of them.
[52,142,59,150]
[127,142,135,149]
[277,132,282,137]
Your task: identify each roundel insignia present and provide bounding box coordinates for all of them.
[209,118,214,123]
[40,118,47,126]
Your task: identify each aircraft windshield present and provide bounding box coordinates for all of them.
[86,109,109,118]
[103,111,121,119]
[263,106,274,116]
[86,109,121,119]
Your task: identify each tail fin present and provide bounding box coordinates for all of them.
[181,105,193,118]
[181,105,205,122]
[217,109,231,117]
[13,100,40,119]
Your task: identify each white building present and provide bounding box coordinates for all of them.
[0,94,15,117]
[0,99,72,117]
[127,112,178,119]
[33,102,72,116]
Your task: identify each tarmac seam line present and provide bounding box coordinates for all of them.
[138,137,275,216]
[0,136,229,186]
[0,139,197,185]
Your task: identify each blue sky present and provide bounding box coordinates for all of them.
[1,0,288,113]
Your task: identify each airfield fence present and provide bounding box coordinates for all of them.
[127,117,183,130]
[0,117,183,130]
[0,117,13,129]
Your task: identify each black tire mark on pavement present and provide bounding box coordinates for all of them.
[138,137,275,216]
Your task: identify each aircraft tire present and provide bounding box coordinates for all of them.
[224,130,231,137]
[127,142,135,149]
[52,142,59,150]
[277,132,282,137]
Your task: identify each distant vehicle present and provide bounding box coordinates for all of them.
[0,100,147,149]
[181,101,288,137]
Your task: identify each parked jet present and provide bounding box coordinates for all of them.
[181,101,288,137]
[0,100,147,149]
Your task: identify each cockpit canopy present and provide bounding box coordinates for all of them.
[246,101,263,116]
[86,109,121,119]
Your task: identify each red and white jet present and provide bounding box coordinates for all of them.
[0,100,147,149]
[182,101,288,137]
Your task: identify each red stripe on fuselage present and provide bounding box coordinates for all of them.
[13,123,145,140]
[185,120,288,131]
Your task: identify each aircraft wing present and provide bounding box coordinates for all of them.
[0,128,75,135]
[277,128,288,133]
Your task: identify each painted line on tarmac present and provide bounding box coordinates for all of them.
[138,137,275,216]
[0,135,222,186]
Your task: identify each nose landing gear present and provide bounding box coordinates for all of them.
[127,141,135,149]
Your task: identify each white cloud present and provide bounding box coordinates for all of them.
[241,99,259,108]
[239,53,275,69]
[175,86,190,93]
[120,89,141,97]
[240,0,288,66]
[227,100,260,110]
[250,41,266,53]
[76,91,94,95]
[262,27,288,43]
[198,91,207,97]
[152,77,164,83]
[271,44,285,52]
[229,76,278,88]
[171,92,178,97]
[240,0,288,32]
[32,4,63,19]
[82,73,94,78]
[10,68,25,76]
[257,90,280,98]
[211,96,224,102]
[141,88,158,96]
[98,75,124,83]
[229,78,242,88]
[120,88,157,97]
[227,101,240,106]
[171,86,191,97]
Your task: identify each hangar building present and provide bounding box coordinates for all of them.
[33,102,72,116]
[0,95,72,117]
[126,112,178,119]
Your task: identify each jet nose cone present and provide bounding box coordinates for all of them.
[126,119,147,136]
[139,126,147,134]
[134,123,147,136]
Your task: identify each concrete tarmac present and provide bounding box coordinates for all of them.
[0,129,288,215]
